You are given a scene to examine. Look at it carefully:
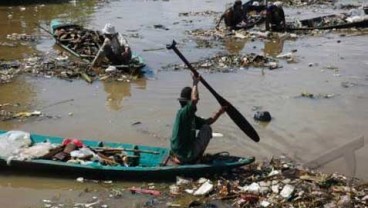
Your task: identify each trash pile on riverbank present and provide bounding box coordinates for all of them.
[38,156,368,208]
[161,156,368,207]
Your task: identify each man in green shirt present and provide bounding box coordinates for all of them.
[170,74,226,164]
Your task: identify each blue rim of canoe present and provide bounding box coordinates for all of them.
[49,19,146,71]
[286,14,368,31]
[0,130,255,180]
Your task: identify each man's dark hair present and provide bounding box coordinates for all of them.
[234,0,242,8]
[178,86,192,107]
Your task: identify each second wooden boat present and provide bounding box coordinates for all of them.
[49,19,146,72]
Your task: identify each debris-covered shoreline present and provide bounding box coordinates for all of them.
[38,156,368,208]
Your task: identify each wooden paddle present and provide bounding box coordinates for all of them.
[166,40,260,142]
[37,24,53,36]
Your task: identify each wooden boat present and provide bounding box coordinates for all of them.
[49,19,145,72]
[0,130,255,180]
[286,14,368,31]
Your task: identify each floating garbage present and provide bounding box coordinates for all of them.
[169,184,180,195]
[179,10,220,17]
[212,132,224,137]
[129,187,161,196]
[105,65,117,73]
[76,177,85,183]
[74,200,101,208]
[6,33,39,42]
[163,53,280,72]
[254,111,272,122]
[280,184,295,198]
[1,25,147,84]
[159,155,368,207]
[299,91,336,99]
[193,180,214,196]
[0,103,44,122]
[176,176,192,185]
[30,154,368,207]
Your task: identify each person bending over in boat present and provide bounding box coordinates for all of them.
[265,1,286,32]
[93,23,132,67]
[170,73,227,164]
[216,0,248,30]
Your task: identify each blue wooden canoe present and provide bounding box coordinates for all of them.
[0,130,255,180]
[49,19,146,71]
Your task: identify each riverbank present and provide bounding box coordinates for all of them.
[35,156,368,208]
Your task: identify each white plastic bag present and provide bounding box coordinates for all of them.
[70,147,101,162]
[0,130,31,159]
[14,142,54,161]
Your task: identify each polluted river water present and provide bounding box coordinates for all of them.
[0,0,368,207]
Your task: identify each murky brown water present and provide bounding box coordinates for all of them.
[1,0,368,207]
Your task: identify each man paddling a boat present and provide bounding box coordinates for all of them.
[92,23,132,67]
[170,73,227,164]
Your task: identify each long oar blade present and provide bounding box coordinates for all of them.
[167,40,260,143]
[204,80,260,142]
[224,101,260,142]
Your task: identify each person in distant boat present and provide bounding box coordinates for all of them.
[243,0,267,14]
[92,23,132,67]
[216,0,248,30]
[170,73,227,164]
[54,28,67,40]
[265,1,286,32]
